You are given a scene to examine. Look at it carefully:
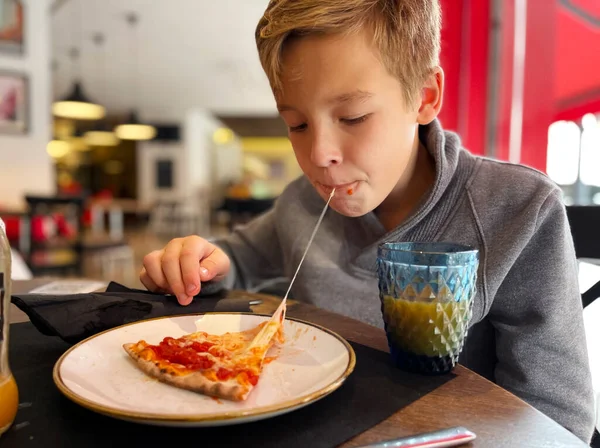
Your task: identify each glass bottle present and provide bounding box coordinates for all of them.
[0,218,18,436]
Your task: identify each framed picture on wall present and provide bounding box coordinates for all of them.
[156,159,174,189]
[0,70,28,134]
[0,0,24,55]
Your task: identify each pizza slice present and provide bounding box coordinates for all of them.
[123,298,287,401]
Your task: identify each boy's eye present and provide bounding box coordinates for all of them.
[289,123,307,133]
[288,114,370,132]
[341,114,370,126]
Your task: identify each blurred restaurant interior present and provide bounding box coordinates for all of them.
[0,0,599,287]
[2,1,600,445]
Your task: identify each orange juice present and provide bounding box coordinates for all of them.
[0,218,17,436]
[0,374,18,435]
[382,295,472,356]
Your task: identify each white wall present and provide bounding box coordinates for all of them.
[0,0,53,209]
[185,109,217,194]
[213,141,243,194]
[137,109,243,208]
[51,0,277,123]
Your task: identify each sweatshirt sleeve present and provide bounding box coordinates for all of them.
[489,187,596,443]
[212,207,285,291]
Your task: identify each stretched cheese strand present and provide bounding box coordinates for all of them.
[247,188,336,352]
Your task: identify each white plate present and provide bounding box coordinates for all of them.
[52,313,356,427]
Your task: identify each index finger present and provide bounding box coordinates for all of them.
[179,236,214,296]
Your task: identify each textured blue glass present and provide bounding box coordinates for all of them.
[377,242,479,375]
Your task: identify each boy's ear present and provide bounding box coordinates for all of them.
[416,67,444,125]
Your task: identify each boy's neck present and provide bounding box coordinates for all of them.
[374,134,436,232]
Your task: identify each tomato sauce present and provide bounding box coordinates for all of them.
[150,337,215,370]
[148,337,260,385]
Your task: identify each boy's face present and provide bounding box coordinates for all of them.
[277,28,440,217]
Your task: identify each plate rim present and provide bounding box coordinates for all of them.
[52,312,357,423]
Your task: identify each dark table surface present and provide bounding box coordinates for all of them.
[8,279,588,447]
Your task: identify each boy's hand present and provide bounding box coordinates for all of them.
[139,236,231,305]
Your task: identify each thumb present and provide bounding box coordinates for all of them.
[199,246,230,283]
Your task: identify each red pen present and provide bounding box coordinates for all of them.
[356,426,476,448]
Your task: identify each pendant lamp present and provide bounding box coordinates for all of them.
[83,33,119,146]
[113,12,156,141]
[114,110,157,141]
[53,1,105,121]
[52,79,105,120]
[84,125,120,147]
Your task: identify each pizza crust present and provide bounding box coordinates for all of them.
[123,343,252,401]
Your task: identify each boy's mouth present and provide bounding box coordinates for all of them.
[317,181,358,196]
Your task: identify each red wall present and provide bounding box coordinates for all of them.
[439,0,557,173]
[494,0,514,163]
[520,0,556,171]
[438,0,489,157]
[554,0,600,121]
[496,0,556,171]
[437,0,463,135]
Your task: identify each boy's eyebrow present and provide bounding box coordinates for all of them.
[277,104,295,112]
[328,90,374,105]
[277,90,374,112]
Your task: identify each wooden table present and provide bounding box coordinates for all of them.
[10,279,587,447]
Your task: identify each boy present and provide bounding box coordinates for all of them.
[140,0,595,442]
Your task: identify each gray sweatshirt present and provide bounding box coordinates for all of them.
[215,119,595,443]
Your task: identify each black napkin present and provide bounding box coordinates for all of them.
[11,281,258,344]
[4,322,455,448]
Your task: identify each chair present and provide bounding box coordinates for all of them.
[566,205,600,446]
[567,205,600,261]
[20,195,86,277]
[218,197,276,231]
[149,190,211,238]
[566,205,600,308]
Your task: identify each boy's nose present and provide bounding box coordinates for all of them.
[310,134,342,167]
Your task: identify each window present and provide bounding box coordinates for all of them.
[547,120,581,186]
[580,114,600,187]
[547,114,600,205]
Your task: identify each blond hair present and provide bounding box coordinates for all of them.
[255,0,441,105]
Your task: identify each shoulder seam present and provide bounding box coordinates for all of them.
[476,156,560,187]
[534,188,562,232]
[464,154,484,190]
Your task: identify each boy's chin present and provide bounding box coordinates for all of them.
[329,200,371,218]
